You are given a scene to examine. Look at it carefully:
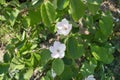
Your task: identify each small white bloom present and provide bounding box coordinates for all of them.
[56,18,72,36]
[85,75,96,80]
[49,41,66,58]
[51,69,56,78]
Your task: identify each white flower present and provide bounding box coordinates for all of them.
[49,41,66,58]
[85,75,96,80]
[56,18,72,36]
[51,69,56,78]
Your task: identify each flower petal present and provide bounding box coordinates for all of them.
[51,69,56,78]
[68,24,72,31]
[87,75,94,78]
[56,22,63,29]
[49,46,55,53]
[50,41,66,59]
[85,75,96,80]
[57,29,64,35]
[62,18,69,24]
[59,52,65,58]
[56,18,72,36]
[54,41,61,47]
[62,30,70,36]
[59,44,66,51]
[51,53,59,58]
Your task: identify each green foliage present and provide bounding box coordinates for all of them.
[60,66,74,80]
[0,0,119,79]
[52,59,64,75]
[67,36,84,59]
[9,9,20,26]
[57,0,69,10]
[70,0,86,21]
[28,8,41,26]
[40,49,51,66]
[0,63,10,74]
[41,1,56,26]
[80,58,97,77]
[91,44,114,64]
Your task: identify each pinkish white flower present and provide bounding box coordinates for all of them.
[51,69,56,78]
[56,18,72,36]
[49,41,66,58]
[85,75,96,80]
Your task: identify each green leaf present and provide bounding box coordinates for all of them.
[28,8,41,26]
[63,57,72,65]
[57,0,69,10]
[0,15,6,21]
[91,45,114,64]
[70,0,86,21]
[31,53,41,67]
[52,59,64,75]
[31,44,37,49]
[33,53,41,61]
[24,68,33,80]
[40,49,52,66]
[94,13,113,42]
[9,9,19,26]
[44,76,50,80]
[31,0,39,5]
[0,76,3,80]
[67,37,84,59]
[88,3,100,14]
[99,14,113,37]
[31,55,35,67]
[4,53,11,63]
[61,66,74,80]
[87,0,102,4]
[94,30,107,42]
[80,58,97,77]
[0,0,5,4]
[19,42,32,55]
[14,64,25,70]
[41,4,51,26]
[45,1,56,23]
[10,57,25,70]
[0,63,9,74]
[41,1,56,26]
[22,31,26,41]
[42,76,50,80]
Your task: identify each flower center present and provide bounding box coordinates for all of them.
[64,27,68,30]
[63,25,68,30]
[57,49,60,53]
